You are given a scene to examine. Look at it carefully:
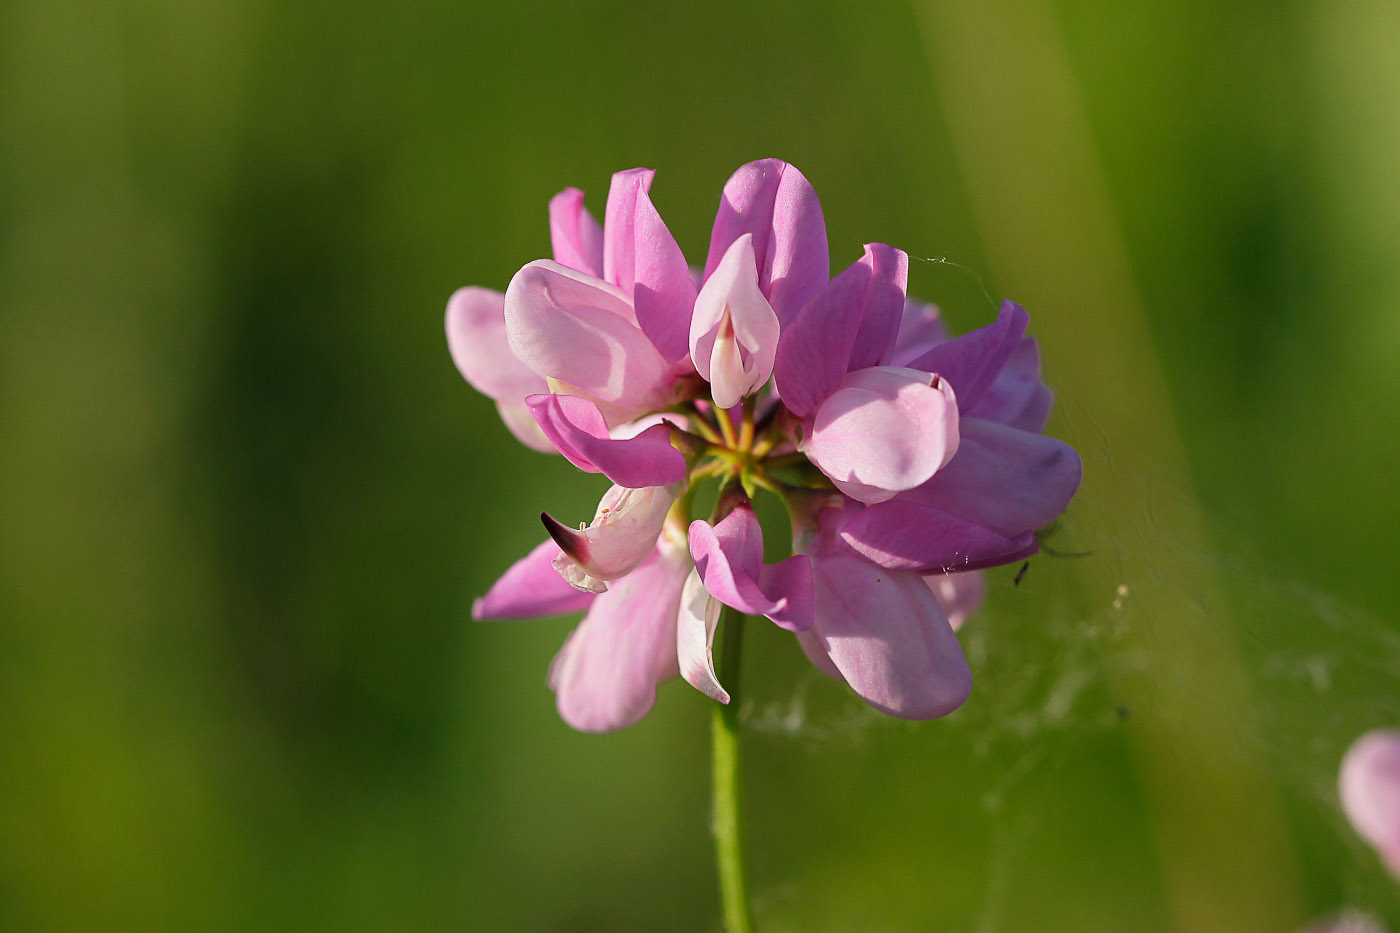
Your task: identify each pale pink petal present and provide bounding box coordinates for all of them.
[602,167,653,295]
[549,188,604,278]
[688,506,813,631]
[548,545,689,732]
[689,235,780,409]
[839,499,1038,573]
[504,260,671,414]
[495,400,557,454]
[969,337,1053,432]
[897,418,1082,537]
[774,244,908,417]
[525,394,685,488]
[1340,730,1400,878]
[677,569,729,703]
[472,539,595,619]
[445,287,546,401]
[543,483,680,593]
[703,159,828,324]
[803,366,959,503]
[804,551,971,719]
[906,300,1029,411]
[924,572,986,631]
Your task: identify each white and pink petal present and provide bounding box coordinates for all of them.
[543,483,682,593]
[703,159,828,325]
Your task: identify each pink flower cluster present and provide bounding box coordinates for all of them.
[448,160,1081,732]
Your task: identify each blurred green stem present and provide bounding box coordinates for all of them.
[711,607,754,933]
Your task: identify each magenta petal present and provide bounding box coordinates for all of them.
[840,499,1038,573]
[688,506,813,631]
[601,167,654,295]
[549,188,604,278]
[677,569,729,703]
[703,159,828,324]
[968,338,1053,432]
[548,545,688,732]
[898,418,1082,537]
[525,394,685,488]
[806,552,971,719]
[472,539,595,619]
[907,300,1030,411]
[445,287,546,401]
[774,244,908,417]
[1340,730,1400,879]
[504,260,671,414]
[804,366,960,503]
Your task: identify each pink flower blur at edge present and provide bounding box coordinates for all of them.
[449,160,1083,732]
[1340,730,1400,879]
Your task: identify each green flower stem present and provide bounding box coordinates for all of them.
[711,607,754,933]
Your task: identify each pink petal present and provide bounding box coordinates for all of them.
[689,235,780,409]
[602,167,654,295]
[968,338,1053,432]
[897,418,1082,537]
[548,545,689,732]
[803,366,960,503]
[906,300,1029,411]
[445,286,546,401]
[472,539,596,619]
[504,260,672,415]
[889,298,951,367]
[923,571,986,631]
[796,628,846,681]
[845,245,909,372]
[1340,730,1400,878]
[525,394,685,488]
[774,244,908,417]
[601,168,696,363]
[688,506,814,631]
[543,483,680,592]
[703,159,828,324]
[631,184,698,363]
[677,569,729,703]
[495,400,557,454]
[549,187,604,278]
[840,499,1038,573]
[805,551,971,719]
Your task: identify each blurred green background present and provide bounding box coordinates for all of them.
[2,0,1398,930]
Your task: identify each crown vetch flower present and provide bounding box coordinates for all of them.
[449,159,1082,731]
